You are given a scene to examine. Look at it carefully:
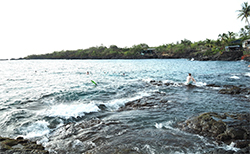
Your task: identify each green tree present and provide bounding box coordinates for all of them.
[139,43,149,49]
[180,38,192,46]
[214,39,222,47]
[239,27,248,37]
[218,34,224,41]
[166,43,175,53]
[218,33,229,44]
[109,45,119,50]
[244,25,250,34]
[237,2,250,31]
[205,38,212,47]
[227,31,236,40]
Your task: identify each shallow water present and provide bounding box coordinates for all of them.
[0,59,249,153]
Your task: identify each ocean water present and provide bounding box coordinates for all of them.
[0,59,249,153]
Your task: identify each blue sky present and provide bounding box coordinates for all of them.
[0,0,248,59]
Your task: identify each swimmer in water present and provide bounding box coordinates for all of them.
[186,73,196,85]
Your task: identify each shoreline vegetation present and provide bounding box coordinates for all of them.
[10,33,250,61]
[11,38,250,61]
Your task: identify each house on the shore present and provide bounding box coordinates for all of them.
[231,39,241,44]
[141,48,156,55]
[242,39,250,49]
[225,45,241,52]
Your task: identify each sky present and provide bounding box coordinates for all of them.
[0,0,248,59]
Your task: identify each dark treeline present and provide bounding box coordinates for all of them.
[25,44,146,59]
[24,32,249,60]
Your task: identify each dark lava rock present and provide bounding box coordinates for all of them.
[149,80,185,87]
[219,86,242,95]
[118,92,168,111]
[244,56,250,62]
[214,50,243,61]
[45,118,135,154]
[0,136,48,154]
[195,50,243,61]
[206,84,221,87]
[179,112,250,152]
[219,85,250,96]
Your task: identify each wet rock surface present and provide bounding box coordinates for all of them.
[179,112,250,153]
[150,80,250,98]
[118,91,168,111]
[244,56,250,62]
[4,80,247,154]
[149,80,183,87]
[219,85,250,96]
[191,50,243,61]
[45,118,135,154]
[0,136,48,154]
[148,81,250,153]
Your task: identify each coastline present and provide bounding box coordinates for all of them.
[8,49,249,62]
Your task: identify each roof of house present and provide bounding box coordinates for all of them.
[231,39,241,44]
[243,39,250,42]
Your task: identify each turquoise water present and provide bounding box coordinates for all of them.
[0,59,249,153]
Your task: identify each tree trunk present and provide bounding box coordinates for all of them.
[247,18,250,35]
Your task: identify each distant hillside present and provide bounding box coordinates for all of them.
[23,36,249,61]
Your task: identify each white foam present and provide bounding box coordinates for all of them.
[155,123,163,129]
[72,139,84,148]
[245,72,250,77]
[105,92,150,111]
[37,137,49,144]
[183,81,207,87]
[163,120,178,131]
[219,142,240,152]
[229,142,236,147]
[23,120,50,139]
[105,99,127,110]
[210,87,221,90]
[230,75,240,79]
[142,78,154,83]
[155,121,178,131]
[142,144,156,154]
[44,102,100,119]
[195,81,207,87]
[195,134,215,147]
[162,80,174,83]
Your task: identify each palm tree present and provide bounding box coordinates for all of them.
[244,25,250,34]
[205,38,212,48]
[181,39,192,46]
[237,2,250,29]
[227,31,236,40]
[239,28,248,37]
[218,33,229,42]
[218,34,224,41]
[223,33,229,40]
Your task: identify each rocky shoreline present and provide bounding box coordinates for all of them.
[159,50,245,61]
[0,136,48,154]
[179,112,250,154]
[147,81,250,153]
[8,48,250,62]
[115,81,250,153]
[1,81,249,153]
